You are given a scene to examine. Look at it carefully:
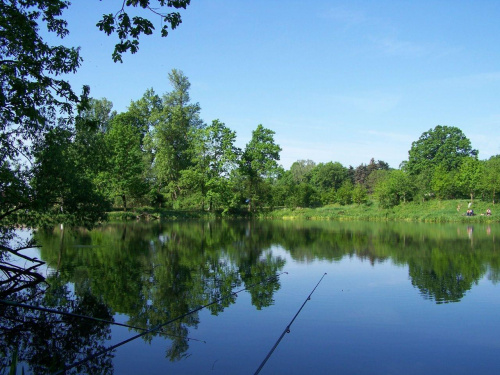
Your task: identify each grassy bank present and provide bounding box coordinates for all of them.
[261,199,499,223]
[107,199,499,223]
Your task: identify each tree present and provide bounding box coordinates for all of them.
[240,125,281,212]
[148,70,203,202]
[482,156,500,204]
[31,127,109,227]
[310,162,349,193]
[431,164,459,200]
[354,158,390,191]
[102,113,148,211]
[457,156,483,202]
[336,180,353,205]
[365,169,390,195]
[352,184,368,205]
[376,170,414,208]
[0,1,89,227]
[1,1,190,229]
[406,125,477,176]
[181,120,240,212]
[289,159,316,183]
[79,98,116,133]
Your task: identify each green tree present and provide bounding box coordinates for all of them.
[128,88,162,141]
[30,128,109,227]
[354,158,390,187]
[482,156,500,204]
[310,162,349,193]
[406,125,477,176]
[352,184,368,205]
[0,1,90,227]
[240,125,281,212]
[289,159,316,183]
[149,70,202,202]
[336,180,353,205]
[289,182,320,208]
[365,169,390,195]
[457,156,483,202]
[431,164,459,200]
[181,120,240,212]
[79,97,116,133]
[376,170,414,208]
[102,113,148,211]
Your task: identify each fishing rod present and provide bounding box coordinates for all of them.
[0,299,205,343]
[55,271,288,375]
[254,272,327,375]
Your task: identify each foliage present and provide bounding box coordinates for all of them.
[182,119,240,212]
[0,0,91,230]
[482,155,500,204]
[101,113,148,211]
[289,159,316,183]
[352,183,368,205]
[457,156,483,202]
[336,180,353,205]
[375,170,414,208]
[240,124,281,211]
[309,161,349,193]
[406,125,477,175]
[353,158,390,189]
[148,70,202,201]
[431,164,459,200]
[97,0,191,62]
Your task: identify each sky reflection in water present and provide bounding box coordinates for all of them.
[3,221,500,374]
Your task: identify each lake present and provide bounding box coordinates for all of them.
[2,220,500,374]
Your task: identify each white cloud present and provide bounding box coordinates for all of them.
[368,36,430,58]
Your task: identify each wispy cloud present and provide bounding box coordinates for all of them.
[321,6,368,27]
[368,36,430,58]
[333,92,401,113]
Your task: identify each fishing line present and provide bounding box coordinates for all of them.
[55,271,288,375]
[254,272,327,375]
[0,299,205,343]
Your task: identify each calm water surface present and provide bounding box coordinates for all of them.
[2,220,500,374]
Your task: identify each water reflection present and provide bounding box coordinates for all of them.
[1,220,500,373]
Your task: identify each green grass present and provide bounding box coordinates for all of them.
[261,199,500,223]
[106,200,499,223]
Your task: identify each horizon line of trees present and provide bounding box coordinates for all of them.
[26,70,500,220]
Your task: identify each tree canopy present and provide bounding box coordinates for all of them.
[406,125,478,175]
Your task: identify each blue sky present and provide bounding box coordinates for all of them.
[54,1,500,169]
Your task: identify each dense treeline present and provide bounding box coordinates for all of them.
[26,69,499,219]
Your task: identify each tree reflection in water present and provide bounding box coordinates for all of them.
[2,221,286,373]
[0,278,113,374]
[2,220,500,373]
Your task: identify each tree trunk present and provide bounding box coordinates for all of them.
[122,194,127,212]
